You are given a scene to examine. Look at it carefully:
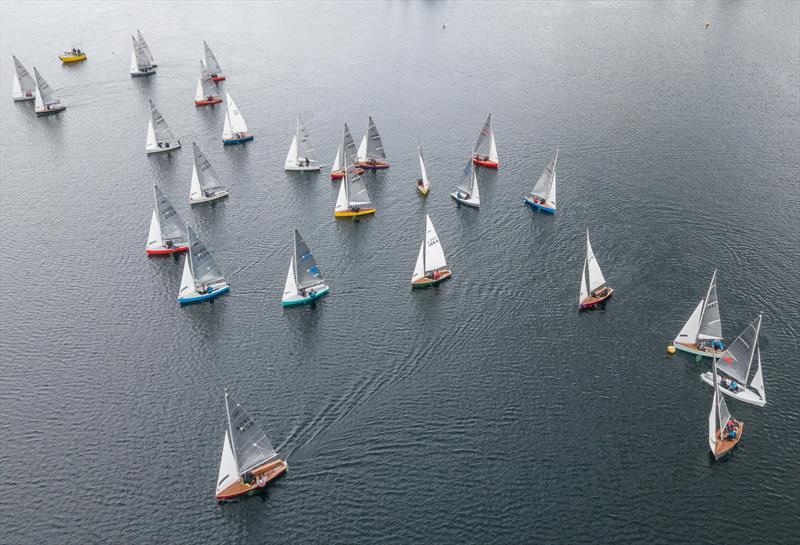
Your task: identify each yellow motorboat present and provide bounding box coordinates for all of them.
[59,48,87,63]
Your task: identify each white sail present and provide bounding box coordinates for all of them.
[708,387,719,451]
[331,142,342,173]
[222,111,233,140]
[216,430,239,496]
[146,119,157,151]
[697,270,722,340]
[190,162,203,201]
[295,114,317,162]
[12,56,35,100]
[285,135,298,166]
[33,67,59,111]
[179,253,194,294]
[411,243,425,282]
[750,347,765,402]
[529,149,558,206]
[579,257,589,304]
[283,256,298,299]
[203,41,223,77]
[424,215,447,272]
[34,78,44,111]
[225,93,248,134]
[147,210,161,248]
[585,230,606,292]
[674,300,704,345]
[335,176,348,211]
[489,132,498,163]
[13,70,22,98]
[357,135,367,162]
[225,391,277,475]
[418,141,430,189]
[473,113,495,160]
[137,30,155,65]
[129,49,138,73]
[716,314,762,385]
[471,170,480,202]
[195,79,204,102]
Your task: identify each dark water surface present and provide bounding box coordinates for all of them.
[1,1,799,543]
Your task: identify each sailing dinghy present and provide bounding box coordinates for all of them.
[472,113,499,168]
[331,123,362,179]
[215,390,288,501]
[178,227,229,304]
[673,270,724,358]
[579,230,614,309]
[189,142,229,204]
[411,215,452,288]
[33,68,65,116]
[334,154,376,217]
[146,185,189,255]
[222,92,253,144]
[203,41,225,82]
[129,34,156,77]
[12,56,36,101]
[146,99,181,154]
[450,158,480,207]
[416,139,431,196]
[525,149,558,213]
[357,116,389,169]
[284,114,320,170]
[282,229,330,306]
[708,353,744,460]
[701,314,766,407]
[59,45,87,63]
[195,61,222,106]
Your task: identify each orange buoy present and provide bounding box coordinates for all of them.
[667,345,677,354]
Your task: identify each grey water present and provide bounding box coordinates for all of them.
[1,1,799,543]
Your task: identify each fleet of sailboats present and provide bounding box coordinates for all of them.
[334,153,376,217]
[215,390,287,501]
[579,230,613,309]
[189,142,229,204]
[450,158,480,207]
[416,139,430,196]
[708,352,744,460]
[222,92,253,144]
[701,314,766,407]
[12,56,35,101]
[330,123,362,179]
[130,32,156,77]
[33,67,65,116]
[525,149,558,213]
[195,60,222,106]
[673,270,724,358]
[282,229,330,306]
[203,41,225,82]
[178,227,230,304]
[411,215,451,288]
[357,116,389,169]
[146,185,189,255]
[145,99,181,154]
[284,114,320,170]
[472,113,499,168]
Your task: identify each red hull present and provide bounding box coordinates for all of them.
[211,76,225,82]
[215,462,287,501]
[580,290,614,309]
[146,247,188,256]
[473,158,499,169]
[195,98,222,106]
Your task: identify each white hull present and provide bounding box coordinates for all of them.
[285,163,321,172]
[282,282,330,305]
[450,191,479,208]
[14,94,34,102]
[190,190,229,205]
[673,342,717,359]
[131,67,156,77]
[146,142,181,155]
[700,372,766,407]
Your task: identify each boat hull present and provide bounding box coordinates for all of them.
[580,288,615,309]
[450,192,479,208]
[211,76,226,82]
[357,161,390,170]
[146,142,181,155]
[700,372,765,407]
[524,196,555,214]
[412,270,452,288]
[473,158,499,169]
[282,285,331,307]
[223,135,254,145]
[417,184,430,196]
[13,93,35,102]
[146,243,188,255]
[216,459,288,501]
[195,98,223,106]
[335,208,376,218]
[712,421,744,460]
[36,105,66,116]
[179,284,229,305]
[673,342,718,358]
[190,191,229,205]
[130,68,156,77]
[330,167,363,180]
[59,54,87,63]
[285,164,321,171]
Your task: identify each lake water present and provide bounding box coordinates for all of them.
[1,1,799,543]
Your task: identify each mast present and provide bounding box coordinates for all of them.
[422,215,427,273]
[224,390,240,475]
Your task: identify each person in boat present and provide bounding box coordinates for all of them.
[456,190,469,200]
[368,158,377,166]
[417,178,424,187]
[206,94,214,101]
[729,380,739,392]
[165,239,174,249]
[308,288,316,298]
[241,471,255,485]
[349,205,361,213]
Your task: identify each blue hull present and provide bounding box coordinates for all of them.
[223,136,254,145]
[179,286,230,305]
[282,286,330,307]
[524,197,555,214]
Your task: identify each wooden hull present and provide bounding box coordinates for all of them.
[36,105,66,116]
[412,270,452,288]
[216,459,288,501]
[473,158,499,168]
[331,167,363,180]
[674,342,717,359]
[335,208,376,218]
[59,54,87,63]
[712,421,744,460]
[580,288,615,309]
[357,161,390,170]
[195,97,223,106]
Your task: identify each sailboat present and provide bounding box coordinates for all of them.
[195,61,222,106]
[282,229,330,306]
[579,230,614,309]
[203,41,225,82]
[334,154,376,217]
[284,114,320,170]
[708,353,744,460]
[357,116,390,169]
[411,215,452,288]
[472,113,499,168]
[330,123,362,179]
[137,30,157,66]
[416,139,430,196]
[525,149,558,213]
[59,45,87,63]
[146,99,181,154]
[189,142,229,204]
[215,390,288,501]
[33,68,65,116]
[673,270,724,358]
[146,185,189,255]
[129,34,156,77]
[450,158,480,207]
[11,56,35,101]
[701,314,766,407]
[222,92,253,144]
[178,227,229,304]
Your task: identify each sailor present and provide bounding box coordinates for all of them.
[729,380,739,392]
[309,289,316,297]
[165,239,174,249]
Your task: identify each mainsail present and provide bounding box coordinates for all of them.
[33,67,58,109]
[344,155,371,207]
[132,35,153,70]
[203,41,223,76]
[423,215,446,272]
[225,391,277,475]
[137,30,156,65]
[343,123,359,163]
[12,56,35,96]
[457,158,476,194]
[224,93,248,137]
[188,227,225,285]
[417,140,430,187]
[193,142,225,192]
[154,185,187,245]
[196,61,216,99]
[716,314,762,385]
[293,229,323,290]
[473,113,495,159]
[698,270,722,340]
[709,354,732,451]
[149,99,178,145]
[364,116,386,160]
[530,149,558,202]
[585,230,606,292]
[296,114,317,162]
